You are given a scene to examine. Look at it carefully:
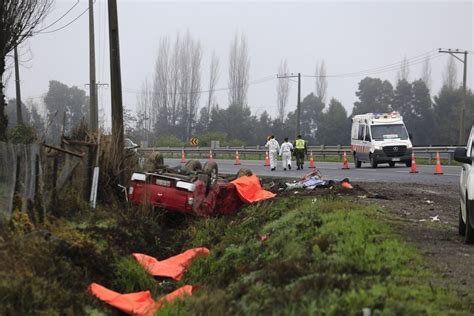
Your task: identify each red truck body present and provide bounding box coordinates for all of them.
[128,171,243,216]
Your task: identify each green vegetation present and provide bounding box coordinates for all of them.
[0,191,468,314]
[161,197,467,315]
[7,123,37,144]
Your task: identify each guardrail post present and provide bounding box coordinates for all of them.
[321,145,325,159]
[337,145,341,158]
[448,152,452,165]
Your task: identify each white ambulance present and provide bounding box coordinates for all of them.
[351,112,413,168]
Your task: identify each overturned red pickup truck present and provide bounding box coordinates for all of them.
[128,160,275,216]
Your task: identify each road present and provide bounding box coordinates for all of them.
[165,158,461,185]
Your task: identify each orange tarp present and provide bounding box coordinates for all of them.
[89,283,193,316]
[231,174,276,203]
[132,247,210,280]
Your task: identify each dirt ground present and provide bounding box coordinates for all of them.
[360,181,474,309]
[263,176,474,309]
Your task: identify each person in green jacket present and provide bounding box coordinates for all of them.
[293,135,308,170]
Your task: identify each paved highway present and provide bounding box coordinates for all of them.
[164,158,461,185]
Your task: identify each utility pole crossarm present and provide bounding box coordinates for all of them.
[438,48,469,144]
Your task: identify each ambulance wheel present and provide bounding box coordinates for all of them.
[389,162,395,168]
[369,155,378,168]
[184,160,202,172]
[203,161,218,187]
[354,154,362,168]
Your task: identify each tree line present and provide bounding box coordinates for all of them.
[3,30,473,146]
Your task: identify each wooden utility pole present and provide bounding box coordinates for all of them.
[439,49,469,144]
[277,73,301,137]
[89,0,98,132]
[14,46,22,124]
[108,0,124,157]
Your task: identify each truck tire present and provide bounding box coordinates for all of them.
[405,160,412,168]
[203,161,218,187]
[459,206,466,236]
[236,168,253,178]
[389,162,395,168]
[184,160,202,172]
[370,154,378,169]
[465,196,474,244]
[354,154,362,168]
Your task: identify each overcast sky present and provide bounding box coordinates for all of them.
[5,0,474,126]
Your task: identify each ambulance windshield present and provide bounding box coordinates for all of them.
[371,124,408,140]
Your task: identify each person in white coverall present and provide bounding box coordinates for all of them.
[279,137,293,171]
[265,135,280,171]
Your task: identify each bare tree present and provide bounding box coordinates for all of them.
[152,37,170,130]
[187,39,202,138]
[0,0,53,139]
[151,31,202,139]
[421,55,432,90]
[276,59,289,120]
[315,60,327,103]
[207,51,219,117]
[137,78,153,142]
[397,56,410,82]
[443,56,458,90]
[228,32,250,108]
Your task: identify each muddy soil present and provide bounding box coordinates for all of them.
[262,177,474,309]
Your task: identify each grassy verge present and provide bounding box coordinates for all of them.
[159,196,466,315]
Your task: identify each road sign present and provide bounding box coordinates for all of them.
[190,137,199,145]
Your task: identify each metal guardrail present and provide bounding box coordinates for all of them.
[138,145,459,165]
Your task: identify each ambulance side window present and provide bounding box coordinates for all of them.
[358,125,365,140]
[365,127,371,141]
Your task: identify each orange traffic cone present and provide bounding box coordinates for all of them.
[209,150,213,161]
[264,151,270,167]
[434,151,443,175]
[234,151,241,165]
[181,149,186,163]
[309,151,315,169]
[410,152,418,173]
[342,151,350,170]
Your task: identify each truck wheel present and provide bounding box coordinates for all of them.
[153,153,164,169]
[465,196,474,244]
[203,161,218,187]
[389,162,395,168]
[236,168,253,178]
[405,160,412,168]
[184,160,202,172]
[354,154,362,168]
[370,155,378,168]
[459,206,466,236]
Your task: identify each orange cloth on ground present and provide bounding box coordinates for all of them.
[231,174,276,203]
[89,283,193,316]
[132,247,210,280]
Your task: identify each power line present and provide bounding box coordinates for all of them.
[36,1,94,35]
[302,50,439,78]
[35,0,81,33]
[123,75,276,96]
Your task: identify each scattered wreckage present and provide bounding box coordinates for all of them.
[128,159,275,216]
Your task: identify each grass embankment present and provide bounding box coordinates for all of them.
[0,193,467,314]
[160,196,465,315]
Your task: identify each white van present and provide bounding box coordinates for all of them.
[351,112,413,168]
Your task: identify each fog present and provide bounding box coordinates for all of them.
[5,0,473,126]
